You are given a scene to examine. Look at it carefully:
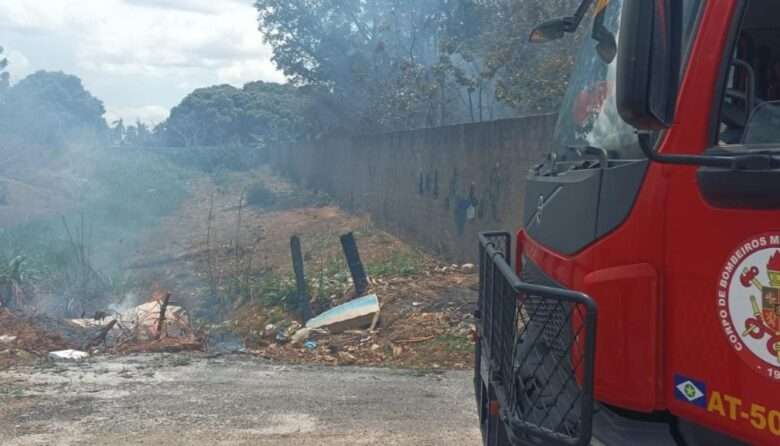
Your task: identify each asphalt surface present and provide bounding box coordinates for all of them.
[0,354,481,445]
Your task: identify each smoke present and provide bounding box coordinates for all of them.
[0,107,190,317]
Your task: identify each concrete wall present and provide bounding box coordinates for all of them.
[270,114,557,262]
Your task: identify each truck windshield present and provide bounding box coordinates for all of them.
[552,0,700,160]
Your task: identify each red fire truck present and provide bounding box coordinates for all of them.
[475,0,780,445]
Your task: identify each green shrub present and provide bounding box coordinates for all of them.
[366,251,424,278]
[245,182,277,207]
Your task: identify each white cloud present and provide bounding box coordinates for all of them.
[218,59,285,85]
[5,49,31,80]
[0,0,286,124]
[125,0,230,14]
[0,2,71,32]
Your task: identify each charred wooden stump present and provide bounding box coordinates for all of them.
[290,236,312,321]
[340,232,368,297]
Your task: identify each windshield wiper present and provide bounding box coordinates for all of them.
[560,145,610,172]
[532,145,610,177]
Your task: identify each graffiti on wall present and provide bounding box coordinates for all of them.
[418,170,439,199]
[418,164,508,236]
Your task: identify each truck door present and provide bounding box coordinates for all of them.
[664,1,780,443]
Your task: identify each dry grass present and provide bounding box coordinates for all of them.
[112,166,479,368]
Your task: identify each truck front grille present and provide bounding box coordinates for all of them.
[477,232,597,446]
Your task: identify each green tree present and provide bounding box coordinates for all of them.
[110,118,126,146]
[0,46,9,94]
[254,0,581,128]
[162,81,312,148]
[121,119,153,147]
[254,0,473,132]
[0,71,107,145]
[165,84,242,147]
[440,0,580,115]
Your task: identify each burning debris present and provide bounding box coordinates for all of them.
[0,289,204,368]
[96,290,204,354]
[0,172,478,370]
[125,291,192,340]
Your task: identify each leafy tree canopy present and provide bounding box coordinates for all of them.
[160,81,313,148]
[0,70,107,146]
[254,0,581,130]
[0,46,8,94]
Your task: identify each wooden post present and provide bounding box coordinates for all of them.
[290,236,312,321]
[340,232,369,297]
[156,292,170,340]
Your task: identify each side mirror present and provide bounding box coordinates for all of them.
[592,17,617,64]
[529,18,570,43]
[617,0,682,130]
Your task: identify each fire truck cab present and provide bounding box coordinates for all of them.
[476,1,780,445]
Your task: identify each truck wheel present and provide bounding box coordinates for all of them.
[475,340,513,445]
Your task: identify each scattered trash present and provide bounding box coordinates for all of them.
[68,318,117,329]
[286,321,302,335]
[412,302,423,307]
[275,330,289,343]
[291,327,313,345]
[48,349,89,361]
[264,323,277,338]
[306,294,380,334]
[303,340,318,351]
[461,263,475,273]
[207,330,247,354]
[0,335,16,344]
[337,351,357,364]
[369,309,381,331]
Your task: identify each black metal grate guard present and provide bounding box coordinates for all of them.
[477,232,598,446]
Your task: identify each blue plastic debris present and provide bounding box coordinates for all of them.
[275,330,289,343]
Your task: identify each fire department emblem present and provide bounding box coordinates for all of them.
[718,233,780,380]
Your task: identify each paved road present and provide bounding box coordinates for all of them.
[0,354,481,445]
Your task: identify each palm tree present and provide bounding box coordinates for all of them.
[0,256,29,309]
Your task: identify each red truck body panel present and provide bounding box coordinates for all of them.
[520,1,780,443]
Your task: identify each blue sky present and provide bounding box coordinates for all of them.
[0,0,285,125]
